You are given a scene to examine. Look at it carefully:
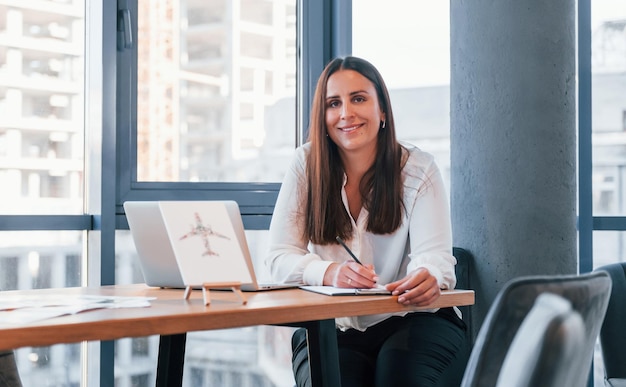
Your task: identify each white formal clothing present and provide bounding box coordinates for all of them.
[266,142,457,331]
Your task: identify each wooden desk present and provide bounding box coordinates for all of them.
[0,285,474,386]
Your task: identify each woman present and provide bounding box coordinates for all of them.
[266,56,465,387]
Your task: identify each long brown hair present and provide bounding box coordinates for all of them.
[304,56,406,245]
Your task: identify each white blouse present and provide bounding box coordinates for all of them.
[265,142,457,331]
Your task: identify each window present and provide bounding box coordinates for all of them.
[0,1,85,385]
[114,1,300,385]
[0,1,84,215]
[591,2,626,219]
[352,0,451,189]
[133,0,296,184]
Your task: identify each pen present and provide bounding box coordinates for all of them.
[335,236,363,265]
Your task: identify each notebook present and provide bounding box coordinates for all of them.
[123,200,297,292]
[300,285,391,296]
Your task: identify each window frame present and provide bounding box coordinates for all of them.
[113,0,351,230]
[576,0,626,275]
[578,0,594,274]
[2,6,623,261]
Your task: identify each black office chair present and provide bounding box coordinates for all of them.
[0,286,22,387]
[460,271,612,387]
[436,247,473,387]
[0,350,22,387]
[595,262,626,387]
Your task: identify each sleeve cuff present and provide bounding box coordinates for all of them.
[409,263,448,289]
[303,259,335,286]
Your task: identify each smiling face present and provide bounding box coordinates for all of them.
[325,69,385,160]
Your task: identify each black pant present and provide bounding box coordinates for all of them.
[292,309,467,387]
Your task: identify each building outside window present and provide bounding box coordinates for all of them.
[0,0,84,385]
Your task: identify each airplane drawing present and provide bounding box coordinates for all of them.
[179,212,230,256]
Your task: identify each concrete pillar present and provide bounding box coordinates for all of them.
[450,0,577,338]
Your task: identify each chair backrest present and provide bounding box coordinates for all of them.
[461,270,612,387]
[434,247,474,387]
[495,293,586,387]
[595,262,626,382]
[453,247,472,338]
[0,350,23,387]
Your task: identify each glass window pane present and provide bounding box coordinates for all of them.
[0,1,85,214]
[136,0,297,183]
[592,1,626,216]
[14,343,81,387]
[352,1,451,190]
[592,231,626,387]
[0,230,84,385]
[0,231,83,291]
[593,231,626,270]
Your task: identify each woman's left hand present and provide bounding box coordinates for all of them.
[385,268,441,306]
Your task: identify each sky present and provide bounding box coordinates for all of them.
[592,0,626,29]
[351,0,626,89]
[352,1,450,89]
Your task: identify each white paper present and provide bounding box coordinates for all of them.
[159,201,253,286]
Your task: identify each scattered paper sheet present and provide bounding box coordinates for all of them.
[0,294,154,326]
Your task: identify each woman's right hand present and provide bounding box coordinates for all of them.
[323,261,379,288]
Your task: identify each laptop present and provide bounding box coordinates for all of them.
[123,200,297,292]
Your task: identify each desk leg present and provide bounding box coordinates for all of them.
[306,319,341,387]
[156,333,187,387]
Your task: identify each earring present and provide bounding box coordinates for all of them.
[381,120,386,129]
